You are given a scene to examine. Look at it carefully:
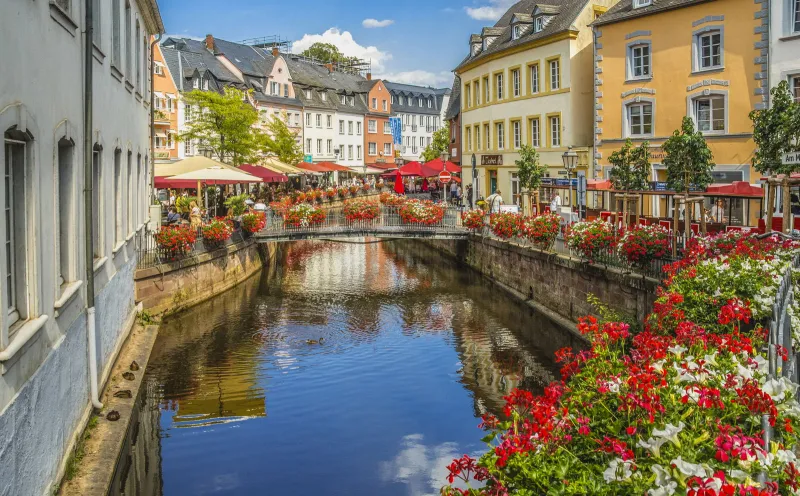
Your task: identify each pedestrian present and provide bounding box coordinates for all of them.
[189,200,202,231]
[450,181,458,199]
[457,184,463,202]
[550,193,562,213]
[466,185,473,208]
[254,198,267,212]
[486,190,504,213]
[166,206,180,225]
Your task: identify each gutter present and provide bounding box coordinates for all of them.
[150,34,162,200]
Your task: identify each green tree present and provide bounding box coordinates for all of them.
[299,42,358,64]
[515,145,546,214]
[749,80,800,232]
[178,87,261,165]
[261,113,303,166]
[608,139,651,226]
[421,127,450,162]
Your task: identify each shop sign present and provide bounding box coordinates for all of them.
[649,146,666,161]
[782,152,800,165]
[481,155,503,166]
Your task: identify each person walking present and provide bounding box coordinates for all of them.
[450,181,458,200]
[550,193,562,213]
[486,190,504,213]
[189,200,202,231]
[466,185,473,208]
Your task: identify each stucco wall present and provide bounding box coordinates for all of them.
[426,236,659,324]
[768,0,800,90]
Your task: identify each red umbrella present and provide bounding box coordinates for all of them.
[394,171,405,194]
[424,158,462,173]
[239,164,288,183]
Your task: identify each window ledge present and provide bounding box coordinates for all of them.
[112,240,126,255]
[55,280,83,310]
[779,33,800,42]
[92,43,105,64]
[93,256,108,273]
[691,67,724,76]
[49,2,78,36]
[126,231,136,242]
[125,80,134,93]
[111,65,124,82]
[625,76,653,84]
[0,315,50,363]
[135,92,143,102]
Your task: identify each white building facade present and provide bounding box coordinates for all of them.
[335,109,367,168]
[0,0,163,494]
[768,0,800,101]
[386,82,451,162]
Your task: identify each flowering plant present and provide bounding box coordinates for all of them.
[520,213,561,251]
[361,182,371,192]
[398,200,445,225]
[283,203,326,228]
[618,224,671,268]
[343,199,380,222]
[565,219,615,263]
[380,192,407,207]
[337,187,349,199]
[269,197,293,216]
[325,187,337,199]
[240,212,266,233]
[309,189,323,202]
[488,212,522,239]
[155,225,197,258]
[461,209,485,231]
[201,218,233,247]
[349,185,360,195]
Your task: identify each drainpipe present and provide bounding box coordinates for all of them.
[84,0,102,409]
[150,34,162,203]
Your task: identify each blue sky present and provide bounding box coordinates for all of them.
[159,0,516,87]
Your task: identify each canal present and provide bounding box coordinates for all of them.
[111,240,581,496]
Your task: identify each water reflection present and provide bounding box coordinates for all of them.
[112,240,580,495]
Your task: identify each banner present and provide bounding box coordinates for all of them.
[389,117,403,145]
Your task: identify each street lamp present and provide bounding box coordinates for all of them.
[441,151,450,203]
[562,146,578,218]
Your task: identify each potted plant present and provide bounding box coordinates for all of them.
[155,225,197,259]
[201,218,233,250]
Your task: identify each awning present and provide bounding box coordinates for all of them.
[396,161,439,177]
[296,162,332,173]
[706,181,764,198]
[168,165,262,183]
[154,177,200,189]
[587,179,612,191]
[154,156,240,178]
[239,164,288,183]
[316,161,352,172]
[261,157,306,175]
[155,131,167,138]
[154,91,165,98]
[367,163,398,171]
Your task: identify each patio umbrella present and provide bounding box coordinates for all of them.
[424,158,462,173]
[239,164,288,183]
[167,166,263,209]
[394,171,405,194]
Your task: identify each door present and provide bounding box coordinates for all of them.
[489,169,498,195]
[510,172,520,206]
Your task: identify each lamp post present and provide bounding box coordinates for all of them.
[471,153,477,209]
[562,146,578,220]
[441,151,450,204]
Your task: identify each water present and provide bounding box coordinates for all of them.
[112,240,582,496]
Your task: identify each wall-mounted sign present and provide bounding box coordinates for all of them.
[782,152,800,165]
[481,155,503,166]
[304,154,313,163]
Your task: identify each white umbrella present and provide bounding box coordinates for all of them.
[167,165,262,183]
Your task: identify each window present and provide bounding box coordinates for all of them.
[112,0,121,67]
[306,113,312,127]
[340,94,346,105]
[357,121,362,135]
[92,0,101,44]
[384,121,391,134]
[124,2,131,75]
[549,59,560,90]
[512,24,522,40]
[348,145,353,160]
[284,84,289,97]
[339,120,345,134]
[466,126,472,151]
[326,140,332,154]
[56,139,75,289]
[114,150,123,246]
[3,135,31,327]
[530,64,540,93]
[135,20,141,89]
[511,69,520,97]
[627,103,653,136]
[475,125,481,150]
[315,114,321,128]
[372,97,377,109]
[384,143,392,155]
[475,81,481,105]
[382,100,387,111]
[496,122,505,150]
[305,90,312,99]
[348,121,353,135]
[326,115,332,128]
[126,152,133,235]
[484,124,490,149]
[184,140,194,156]
[154,62,164,76]
[428,98,432,108]
[465,84,471,108]
[513,121,521,149]
[549,115,561,147]
[496,73,504,100]
[633,0,652,7]
[693,96,725,132]
[368,142,377,155]
[391,95,397,104]
[357,145,362,160]
[92,145,102,260]
[628,44,651,79]
[271,81,279,95]
[418,98,422,107]
[484,76,490,102]
[529,118,540,147]
[695,30,722,70]
[368,119,377,133]
[791,75,800,102]
[317,139,322,154]
[794,0,800,33]
[306,138,312,153]
[321,93,327,101]
[193,78,199,89]
[534,16,543,32]
[203,79,209,90]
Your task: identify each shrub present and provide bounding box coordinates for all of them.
[488,212,522,239]
[520,212,561,251]
[155,225,197,258]
[617,224,670,268]
[565,219,615,263]
[398,200,445,225]
[337,187,349,199]
[325,187,337,199]
[241,212,267,233]
[224,193,248,216]
[343,199,380,222]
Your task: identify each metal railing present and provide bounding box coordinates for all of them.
[135,227,250,270]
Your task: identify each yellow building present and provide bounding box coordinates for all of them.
[594,0,762,222]
[455,0,617,208]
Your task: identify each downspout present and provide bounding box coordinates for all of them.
[84,0,102,409]
[150,34,162,202]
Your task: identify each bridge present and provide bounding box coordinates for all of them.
[254,206,470,242]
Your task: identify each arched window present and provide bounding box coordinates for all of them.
[92,143,103,260]
[57,137,77,289]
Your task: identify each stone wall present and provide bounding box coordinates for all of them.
[426,236,659,324]
[135,239,273,316]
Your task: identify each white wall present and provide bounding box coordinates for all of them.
[334,111,365,167]
[397,111,445,161]
[0,0,157,493]
[768,0,800,94]
[303,109,337,161]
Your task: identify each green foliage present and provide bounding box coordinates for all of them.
[224,193,249,216]
[607,139,650,192]
[663,116,715,193]
[137,310,159,326]
[421,127,451,162]
[586,293,640,333]
[260,114,304,166]
[749,80,800,175]
[174,195,197,214]
[299,42,359,64]
[177,87,261,165]
[515,144,547,193]
[61,414,99,483]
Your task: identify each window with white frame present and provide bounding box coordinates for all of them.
[368,142,377,155]
[549,59,560,90]
[271,81,280,95]
[512,69,520,97]
[340,94,346,104]
[4,135,30,327]
[475,125,481,150]
[326,115,332,128]
[793,0,800,33]
[484,124,490,149]
[496,73,504,99]
[484,76,490,102]
[306,113,312,127]
[790,75,800,102]
[306,138,312,153]
[321,93,327,101]
[305,90,311,99]
[466,126,472,151]
[368,119,377,133]
[549,115,561,147]
[513,121,521,149]
[384,143,392,155]
[529,118,540,147]
[348,121,353,135]
[135,20,141,89]
[92,144,102,260]
[126,152,133,235]
[316,114,321,127]
[316,139,321,154]
[627,102,653,136]
[154,62,164,76]
[327,140,332,154]
[113,150,123,247]
[193,78,199,89]
[534,16,543,32]
[496,122,505,150]
[693,95,725,132]
[513,24,522,40]
[357,121,362,135]
[695,29,722,70]
[203,79,209,90]
[357,145,362,159]
[530,64,540,93]
[384,121,391,134]
[428,98,432,108]
[628,43,651,79]
[372,97,377,109]
[347,145,353,160]
[339,120,345,134]
[57,139,76,289]
[382,100,387,111]
[633,0,652,8]
[123,1,131,75]
[349,96,355,106]
[112,0,121,67]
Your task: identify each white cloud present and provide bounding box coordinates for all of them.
[362,18,395,28]
[292,28,392,71]
[375,70,453,88]
[465,0,515,21]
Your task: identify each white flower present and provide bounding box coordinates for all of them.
[653,422,684,448]
[668,345,687,356]
[777,449,798,464]
[762,377,797,403]
[647,464,677,495]
[726,469,749,482]
[651,360,665,373]
[670,456,712,478]
[638,437,668,457]
[603,458,634,483]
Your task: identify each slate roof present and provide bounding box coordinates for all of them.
[592,0,713,26]
[385,82,451,116]
[161,37,242,90]
[454,0,589,72]
[444,75,461,121]
[212,37,276,76]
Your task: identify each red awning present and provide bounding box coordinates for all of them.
[587,179,612,191]
[239,164,288,183]
[296,162,331,173]
[424,158,462,173]
[706,181,764,198]
[316,161,352,172]
[154,177,201,189]
[397,161,439,177]
[368,162,398,171]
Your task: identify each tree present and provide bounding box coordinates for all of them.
[299,42,358,65]
[260,114,303,166]
[608,139,651,227]
[178,87,261,165]
[421,127,450,162]
[749,80,800,232]
[515,145,546,214]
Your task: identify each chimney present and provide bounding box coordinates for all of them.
[205,34,214,52]
[324,63,334,73]
[272,46,279,57]
[366,72,372,81]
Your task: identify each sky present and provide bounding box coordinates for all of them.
[158,0,518,88]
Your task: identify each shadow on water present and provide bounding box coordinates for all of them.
[110,239,582,496]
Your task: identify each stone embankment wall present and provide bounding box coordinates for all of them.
[426,236,659,324]
[135,240,275,316]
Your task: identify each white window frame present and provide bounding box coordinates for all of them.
[326,115,332,128]
[623,98,655,137]
[530,118,540,147]
[368,142,377,155]
[357,121,362,135]
[534,16,543,32]
[348,121,354,135]
[384,143,392,156]
[340,94,346,105]
[512,69,520,97]
[512,121,521,149]
[692,26,724,72]
[368,119,377,133]
[688,91,727,134]
[357,145,362,160]
[549,59,560,90]
[496,73,504,100]
[790,74,800,103]
[633,0,652,7]
[306,138,312,153]
[512,24,522,40]
[530,64,540,93]
[549,116,561,147]
[384,121,391,134]
[339,120,345,135]
[327,139,332,154]
[496,122,505,150]
[626,41,652,80]
[306,113,312,127]
[792,0,800,33]
[316,114,321,128]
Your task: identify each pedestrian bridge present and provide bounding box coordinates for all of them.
[254,206,470,242]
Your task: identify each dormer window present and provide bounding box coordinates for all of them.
[348,96,354,106]
[471,43,481,55]
[512,24,522,40]
[305,90,312,99]
[321,93,327,101]
[340,94,346,104]
[534,17,544,32]
[482,37,497,50]
[633,0,651,7]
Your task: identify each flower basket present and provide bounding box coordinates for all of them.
[398,200,445,225]
[349,185,359,196]
[379,192,406,207]
[565,219,615,263]
[325,187,337,200]
[361,183,370,193]
[489,212,522,239]
[617,224,670,268]
[201,218,233,250]
[461,209,485,231]
[155,225,197,259]
[343,199,380,222]
[521,212,561,251]
[337,187,349,199]
[241,212,266,234]
[283,203,326,228]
